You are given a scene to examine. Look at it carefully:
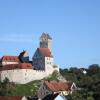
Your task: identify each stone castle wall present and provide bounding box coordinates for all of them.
[0,67,59,84]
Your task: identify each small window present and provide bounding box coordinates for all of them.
[46,91,49,94]
[47,62,49,64]
[46,43,48,46]
[41,92,42,95]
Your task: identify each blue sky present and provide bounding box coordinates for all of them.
[0,0,100,68]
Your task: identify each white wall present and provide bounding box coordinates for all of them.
[0,68,56,84]
[45,57,59,73]
[48,39,52,52]
[45,57,53,72]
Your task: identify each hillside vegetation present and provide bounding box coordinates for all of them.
[0,71,59,96]
[60,64,100,100]
[0,79,41,96]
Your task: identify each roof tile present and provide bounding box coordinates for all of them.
[0,63,33,70]
[44,81,73,92]
[1,56,20,62]
[38,48,53,57]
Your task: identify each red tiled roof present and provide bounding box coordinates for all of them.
[1,56,20,62]
[0,96,23,100]
[44,81,73,92]
[38,48,53,57]
[0,63,33,70]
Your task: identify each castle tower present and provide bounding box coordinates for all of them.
[40,32,52,51]
[32,33,53,70]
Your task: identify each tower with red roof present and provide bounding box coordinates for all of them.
[32,33,55,72]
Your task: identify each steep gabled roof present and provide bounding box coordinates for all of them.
[1,56,20,62]
[19,50,29,57]
[40,33,52,40]
[19,50,26,57]
[44,81,73,92]
[38,48,53,57]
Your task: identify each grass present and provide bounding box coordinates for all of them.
[9,80,41,96]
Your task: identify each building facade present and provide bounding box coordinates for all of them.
[38,81,77,100]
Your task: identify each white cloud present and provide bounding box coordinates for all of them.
[0,34,38,43]
[0,38,33,43]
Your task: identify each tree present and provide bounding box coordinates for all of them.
[0,78,13,96]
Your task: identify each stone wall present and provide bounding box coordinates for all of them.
[0,67,59,84]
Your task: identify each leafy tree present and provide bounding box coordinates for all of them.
[60,64,100,100]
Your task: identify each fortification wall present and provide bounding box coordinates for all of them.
[0,68,57,84]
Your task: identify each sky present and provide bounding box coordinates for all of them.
[0,0,100,68]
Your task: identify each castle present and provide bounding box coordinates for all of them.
[0,33,59,84]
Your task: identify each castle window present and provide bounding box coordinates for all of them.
[46,62,48,64]
[46,42,48,46]
[47,57,50,60]
[46,91,49,94]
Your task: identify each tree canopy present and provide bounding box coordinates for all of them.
[60,64,100,100]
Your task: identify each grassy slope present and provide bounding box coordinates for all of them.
[2,71,59,96]
[9,80,41,96]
